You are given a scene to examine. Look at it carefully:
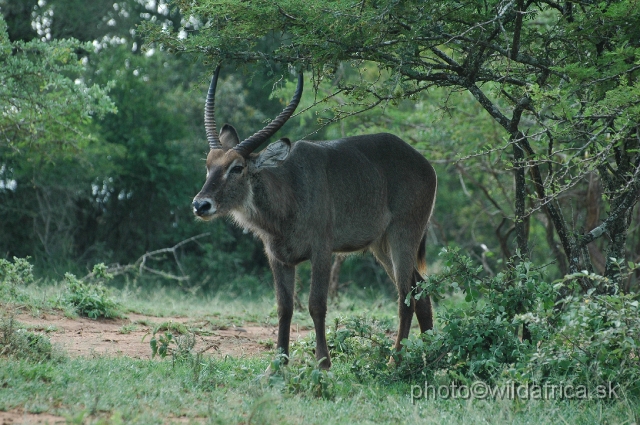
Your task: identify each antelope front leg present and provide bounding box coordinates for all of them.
[309,253,332,369]
[270,258,295,361]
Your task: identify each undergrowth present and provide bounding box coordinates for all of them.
[0,314,53,362]
[393,248,638,397]
[268,248,640,402]
[61,264,123,319]
[2,254,639,416]
[1,257,123,319]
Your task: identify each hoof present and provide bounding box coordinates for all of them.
[387,354,401,368]
[264,352,288,377]
[317,356,331,370]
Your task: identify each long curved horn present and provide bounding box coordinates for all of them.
[233,72,303,157]
[205,65,222,150]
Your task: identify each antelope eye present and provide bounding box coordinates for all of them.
[230,165,244,174]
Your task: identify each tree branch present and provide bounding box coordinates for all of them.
[510,0,525,59]
[84,233,211,282]
[578,181,640,247]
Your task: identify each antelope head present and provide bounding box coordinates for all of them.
[192,67,303,220]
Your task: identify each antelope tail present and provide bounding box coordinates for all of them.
[416,233,427,277]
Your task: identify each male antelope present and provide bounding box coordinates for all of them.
[192,67,437,369]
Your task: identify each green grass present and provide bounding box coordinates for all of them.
[0,355,636,424]
[0,257,400,329]
[2,267,639,424]
[114,280,400,324]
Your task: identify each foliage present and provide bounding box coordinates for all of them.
[147,330,196,361]
[0,257,35,303]
[0,10,119,268]
[325,315,394,380]
[0,315,53,362]
[416,247,556,314]
[148,331,174,359]
[0,2,276,288]
[0,14,115,159]
[524,289,640,395]
[61,265,122,319]
[145,320,195,360]
[266,352,338,400]
[288,248,640,399]
[383,247,548,380]
[387,248,640,398]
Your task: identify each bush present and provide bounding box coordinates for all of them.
[394,247,554,381]
[0,257,36,304]
[388,247,640,398]
[325,315,394,380]
[265,351,339,400]
[62,265,122,319]
[0,315,53,362]
[523,288,640,394]
[145,321,195,361]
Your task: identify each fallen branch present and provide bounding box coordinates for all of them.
[84,233,210,282]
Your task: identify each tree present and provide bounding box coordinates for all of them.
[144,0,640,290]
[0,14,115,262]
[0,3,289,286]
[0,15,114,158]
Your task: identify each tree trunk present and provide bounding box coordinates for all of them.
[512,134,529,257]
[602,201,632,293]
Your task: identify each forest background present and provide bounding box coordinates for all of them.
[4,0,639,297]
[2,1,640,422]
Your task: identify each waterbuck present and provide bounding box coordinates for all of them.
[192,67,437,369]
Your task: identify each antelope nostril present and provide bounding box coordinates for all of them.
[192,199,212,215]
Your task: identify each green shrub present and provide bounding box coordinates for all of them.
[395,247,554,381]
[325,315,394,379]
[390,247,640,398]
[145,325,195,361]
[266,351,338,400]
[0,315,53,362]
[0,257,35,303]
[523,289,640,394]
[62,265,122,319]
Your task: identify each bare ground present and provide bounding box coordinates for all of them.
[14,310,309,360]
[0,409,66,425]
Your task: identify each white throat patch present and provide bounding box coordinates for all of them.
[230,184,257,231]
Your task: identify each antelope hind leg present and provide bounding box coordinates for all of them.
[308,252,332,369]
[412,269,433,332]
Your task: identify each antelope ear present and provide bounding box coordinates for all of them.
[219,124,240,150]
[254,138,291,168]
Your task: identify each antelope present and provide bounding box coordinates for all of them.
[192,67,437,369]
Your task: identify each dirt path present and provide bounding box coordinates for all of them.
[15,311,309,360]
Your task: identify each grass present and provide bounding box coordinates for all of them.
[0,355,636,424]
[4,272,401,331]
[113,279,400,328]
[2,274,639,424]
